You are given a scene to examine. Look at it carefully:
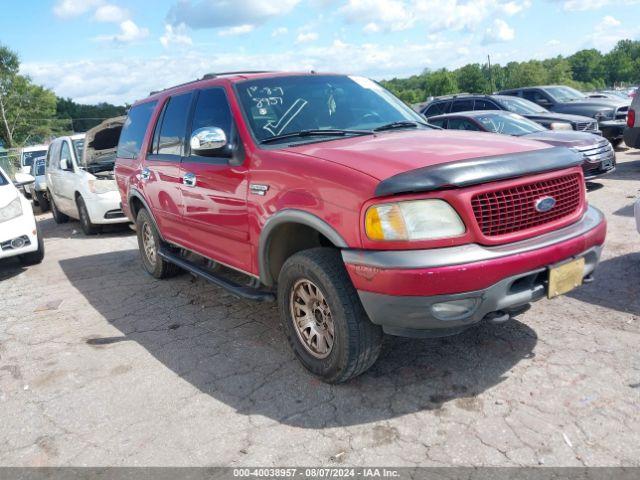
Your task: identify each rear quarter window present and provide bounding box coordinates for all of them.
[423,102,449,117]
[117,101,157,159]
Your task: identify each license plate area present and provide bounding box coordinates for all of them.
[548,257,585,299]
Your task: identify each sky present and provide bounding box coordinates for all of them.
[2,0,639,105]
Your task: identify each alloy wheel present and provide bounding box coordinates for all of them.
[289,279,335,359]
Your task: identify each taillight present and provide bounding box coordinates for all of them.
[627,108,635,128]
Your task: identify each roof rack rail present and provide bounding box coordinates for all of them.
[201,71,273,80]
[149,71,274,96]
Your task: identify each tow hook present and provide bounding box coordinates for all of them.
[485,310,511,324]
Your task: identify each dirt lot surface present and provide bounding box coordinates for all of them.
[1,150,639,467]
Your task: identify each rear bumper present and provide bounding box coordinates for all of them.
[624,126,640,148]
[343,206,606,337]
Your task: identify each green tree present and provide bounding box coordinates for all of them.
[568,49,605,83]
[424,69,458,97]
[454,63,490,93]
[0,44,57,147]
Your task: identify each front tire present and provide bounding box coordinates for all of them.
[278,248,383,383]
[19,223,45,265]
[77,196,99,235]
[49,191,69,224]
[135,208,181,279]
[36,191,50,212]
[611,138,624,149]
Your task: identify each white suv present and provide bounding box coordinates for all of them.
[46,128,128,235]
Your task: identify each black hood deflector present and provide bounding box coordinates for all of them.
[374,146,585,197]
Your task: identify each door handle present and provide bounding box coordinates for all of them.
[140,168,151,181]
[183,172,196,187]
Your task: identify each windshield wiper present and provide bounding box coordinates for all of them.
[260,129,371,144]
[373,120,429,132]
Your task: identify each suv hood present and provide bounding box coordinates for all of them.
[521,130,602,147]
[554,98,629,109]
[523,112,596,123]
[287,129,550,181]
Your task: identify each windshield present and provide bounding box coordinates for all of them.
[73,139,85,162]
[236,75,426,143]
[546,86,586,102]
[475,113,546,136]
[498,96,548,114]
[21,150,48,167]
[32,160,45,176]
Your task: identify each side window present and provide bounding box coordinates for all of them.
[60,141,72,170]
[157,93,193,156]
[474,99,499,110]
[447,118,481,131]
[451,99,474,112]
[423,101,448,117]
[428,118,447,128]
[523,90,549,104]
[190,88,233,141]
[117,101,157,159]
[48,142,60,169]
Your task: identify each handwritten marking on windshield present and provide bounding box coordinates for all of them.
[263,99,308,136]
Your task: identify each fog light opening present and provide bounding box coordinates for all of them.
[431,298,478,321]
[11,237,26,249]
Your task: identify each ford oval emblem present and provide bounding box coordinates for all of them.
[535,196,556,213]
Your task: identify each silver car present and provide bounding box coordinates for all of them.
[24,157,49,211]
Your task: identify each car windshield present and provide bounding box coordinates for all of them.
[22,150,48,167]
[236,75,427,143]
[475,113,546,136]
[546,86,586,102]
[73,139,85,162]
[498,96,548,114]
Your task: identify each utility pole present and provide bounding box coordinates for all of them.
[487,54,494,93]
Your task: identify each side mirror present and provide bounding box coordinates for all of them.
[537,99,552,107]
[60,158,71,171]
[190,127,227,156]
[14,172,35,187]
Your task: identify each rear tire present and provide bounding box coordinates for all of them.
[77,196,99,235]
[36,191,50,212]
[19,223,45,265]
[611,138,624,149]
[136,208,181,279]
[50,191,69,224]
[278,247,383,383]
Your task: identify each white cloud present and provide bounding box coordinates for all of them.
[561,0,640,11]
[95,20,149,43]
[272,27,288,37]
[482,19,515,44]
[53,0,103,18]
[363,22,380,33]
[599,15,621,28]
[21,37,482,105]
[296,32,319,43]
[167,0,300,30]
[93,4,128,23]
[338,0,531,33]
[218,24,255,36]
[160,24,193,47]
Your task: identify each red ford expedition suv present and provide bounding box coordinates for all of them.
[115,72,606,383]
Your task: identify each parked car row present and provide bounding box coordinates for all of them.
[5,73,630,384]
[420,85,630,149]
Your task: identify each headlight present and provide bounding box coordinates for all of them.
[365,199,465,241]
[549,122,573,131]
[0,195,23,223]
[594,110,614,121]
[88,179,117,194]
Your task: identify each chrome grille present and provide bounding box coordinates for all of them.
[615,106,628,120]
[575,121,598,131]
[573,139,615,164]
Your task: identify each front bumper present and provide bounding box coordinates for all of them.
[343,206,606,337]
[0,213,38,260]
[599,120,626,141]
[84,190,129,225]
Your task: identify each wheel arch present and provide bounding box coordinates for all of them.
[259,209,348,286]
[128,189,164,241]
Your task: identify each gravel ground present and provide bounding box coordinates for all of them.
[0,149,639,467]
